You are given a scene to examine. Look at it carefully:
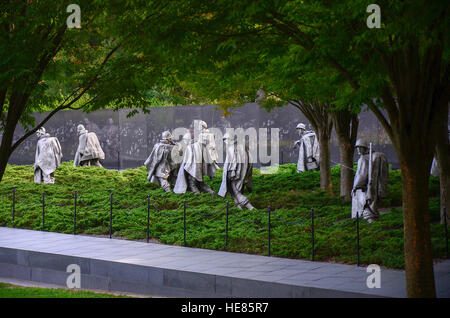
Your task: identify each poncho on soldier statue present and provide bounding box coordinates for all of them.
[73,124,105,167]
[294,123,320,172]
[173,120,219,195]
[218,132,254,210]
[144,131,179,192]
[34,127,63,184]
[351,139,389,223]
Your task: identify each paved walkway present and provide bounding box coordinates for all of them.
[0,227,449,297]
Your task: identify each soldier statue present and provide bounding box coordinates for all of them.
[294,123,320,172]
[144,131,178,192]
[173,120,219,195]
[34,127,63,184]
[218,133,254,210]
[73,124,105,167]
[171,132,192,168]
[351,139,389,222]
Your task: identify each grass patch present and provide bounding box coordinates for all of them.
[0,162,445,270]
[0,282,131,298]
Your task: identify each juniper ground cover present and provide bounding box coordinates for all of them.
[0,162,445,269]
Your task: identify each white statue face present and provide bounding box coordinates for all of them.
[357,146,368,155]
[297,128,305,136]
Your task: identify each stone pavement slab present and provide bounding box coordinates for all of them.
[0,227,449,298]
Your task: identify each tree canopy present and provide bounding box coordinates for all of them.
[152,0,449,298]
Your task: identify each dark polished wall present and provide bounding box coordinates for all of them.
[3,103,399,169]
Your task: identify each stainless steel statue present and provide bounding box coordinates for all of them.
[73,124,105,167]
[144,131,178,192]
[218,133,254,210]
[294,123,320,172]
[34,127,63,184]
[431,157,440,177]
[173,121,219,195]
[351,139,389,222]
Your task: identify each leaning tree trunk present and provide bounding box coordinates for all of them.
[0,94,29,183]
[332,110,358,201]
[435,104,449,224]
[0,143,11,183]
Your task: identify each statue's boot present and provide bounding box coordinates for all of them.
[187,176,201,194]
[93,159,103,167]
[199,182,215,196]
[245,202,255,210]
[159,178,171,193]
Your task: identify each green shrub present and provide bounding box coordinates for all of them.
[0,162,444,269]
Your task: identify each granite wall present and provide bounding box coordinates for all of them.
[4,103,398,170]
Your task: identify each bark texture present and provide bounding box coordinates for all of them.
[332,110,358,201]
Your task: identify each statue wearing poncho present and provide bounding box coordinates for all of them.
[34,127,62,184]
[218,133,254,210]
[74,124,105,167]
[351,139,389,222]
[294,123,320,172]
[144,131,178,192]
[173,121,219,194]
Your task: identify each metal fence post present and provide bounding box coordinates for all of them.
[183,200,186,247]
[225,201,229,250]
[147,194,150,243]
[444,207,448,259]
[356,211,360,266]
[109,191,113,239]
[268,206,271,257]
[73,190,77,235]
[12,186,16,228]
[311,208,315,261]
[42,192,45,231]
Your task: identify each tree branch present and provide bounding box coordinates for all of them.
[10,44,120,153]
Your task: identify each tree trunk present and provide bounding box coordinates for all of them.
[435,105,449,224]
[401,159,436,297]
[317,131,332,193]
[0,93,30,183]
[332,110,358,201]
[0,123,15,183]
[338,141,354,201]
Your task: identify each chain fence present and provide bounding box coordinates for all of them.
[0,187,448,264]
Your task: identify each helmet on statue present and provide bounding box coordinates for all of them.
[161,131,172,141]
[355,138,369,149]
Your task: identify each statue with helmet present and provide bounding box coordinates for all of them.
[173,120,219,195]
[218,132,254,210]
[294,123,320,172]
[351,138,389,222]
[73,124,105,167]
[34,127,63,184]
[144,130,179,192]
